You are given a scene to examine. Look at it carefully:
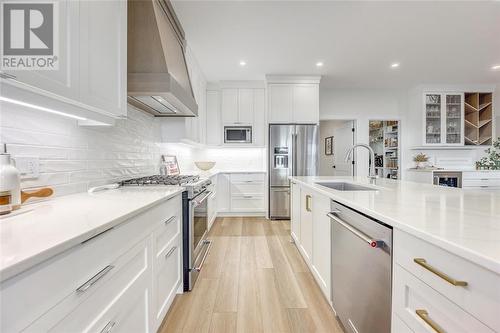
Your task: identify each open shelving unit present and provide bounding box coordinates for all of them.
[464,92,493,146]
[369,120,399,180]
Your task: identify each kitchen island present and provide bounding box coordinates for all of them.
[289,176,500,333]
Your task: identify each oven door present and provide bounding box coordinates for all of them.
[224,126,252,143]
[188,190,212,290]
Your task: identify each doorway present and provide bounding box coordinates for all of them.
[369,120,400,179]
[319,120,356,176]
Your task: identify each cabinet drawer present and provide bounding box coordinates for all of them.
[462,172,500,180]
[230,173,265,183]
[25,238,150,332]
[153,234,181,324]
[231,195,265,212]
[394,230,500,330]
[462,179,500,187]
[0,195,180,332]
[152,209,181,257]
[394,265,493,333]
[392,314,414,333]
[231,182,265,195]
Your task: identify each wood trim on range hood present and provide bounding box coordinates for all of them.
[127,0,198,117]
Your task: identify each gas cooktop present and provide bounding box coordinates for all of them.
[120,175,201,186]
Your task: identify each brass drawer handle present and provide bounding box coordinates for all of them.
[305,195,312,212]
[414,258,467,286]
[416,309,445,333]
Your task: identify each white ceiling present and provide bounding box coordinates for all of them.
[171,1,500,89]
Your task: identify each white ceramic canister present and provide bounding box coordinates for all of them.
[0,145,21,209]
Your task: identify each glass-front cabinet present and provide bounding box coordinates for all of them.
[424,93,464,145]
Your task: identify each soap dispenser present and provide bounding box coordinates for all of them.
[0,144,21,210]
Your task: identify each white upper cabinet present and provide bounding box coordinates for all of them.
[424,92,464,145]
[79,0,127,117]
[238,89,255,124]
[253,89,266,146]
[206,90,221,145]
[211,86,265,146]
[221,89,239,124]
[1,0,127,121]
[268,85,293,123]
[293,84,319,123]
[267,76,321,124]
[2,0,79,100]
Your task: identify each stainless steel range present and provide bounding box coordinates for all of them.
[121,175,212,291]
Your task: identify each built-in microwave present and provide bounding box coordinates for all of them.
[224,126,252,143]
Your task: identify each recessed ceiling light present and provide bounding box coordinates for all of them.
[239,60,246,66]
[316,62,324,67]
[391,63,400,68]
[492,65,500,70]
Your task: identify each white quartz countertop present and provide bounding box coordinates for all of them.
[290,176,500,274]
[0,186,184,281]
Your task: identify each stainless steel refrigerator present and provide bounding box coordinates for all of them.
[269,124,318,219]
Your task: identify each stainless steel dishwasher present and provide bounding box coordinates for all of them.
[328,201,392,333]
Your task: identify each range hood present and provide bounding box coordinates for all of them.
[128,0,198,117]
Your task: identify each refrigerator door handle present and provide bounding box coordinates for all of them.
[292,133,297,176]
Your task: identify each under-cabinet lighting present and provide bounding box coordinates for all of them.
[390,63,400,68]
[0,96,87,121]
[239,60,247,66]
[316,62,324,67]
[492,65,500,70]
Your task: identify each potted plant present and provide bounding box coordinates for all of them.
[413,153,429,169]
[476,137,500,170]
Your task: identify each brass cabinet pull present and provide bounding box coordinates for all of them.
[305,195,312,212]
[416,309,445,333]
[413,258,467,286]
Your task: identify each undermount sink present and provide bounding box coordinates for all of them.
[315,182,378,191]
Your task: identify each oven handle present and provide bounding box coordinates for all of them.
[191,240,212,272]
[192,191,212,207]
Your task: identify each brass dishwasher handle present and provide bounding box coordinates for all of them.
[413,258,467,286]
[416,309,445,333]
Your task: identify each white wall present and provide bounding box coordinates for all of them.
[320,88,406,176]
[161,143,266,173]
[0,102,163,197]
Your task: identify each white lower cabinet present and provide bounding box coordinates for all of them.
[299,188,313,261]
[290,182,301,242]
[311,193,331,300]
[393,229,500,332]
[290,183,331,304]
[27,239,151,332]
[1,194,183,333]
[153,234,181,327]
[216,172,265,215]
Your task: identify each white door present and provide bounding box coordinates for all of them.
[221,89,238,124]
[253,89,266,146]
[333,121,355,176]
[206,90,221,145]
[268,85,293,123]
[238,89,254,124]
[3,0,79,100]
[79,0,127,117]
[292,84,319,123]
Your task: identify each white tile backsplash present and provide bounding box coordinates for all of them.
[1,102,163,197]
[0,101,266,199]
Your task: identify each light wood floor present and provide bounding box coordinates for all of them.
[159,217,344,333]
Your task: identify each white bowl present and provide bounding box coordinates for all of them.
[194,161,216,171]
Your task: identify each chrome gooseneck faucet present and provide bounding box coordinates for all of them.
[344,143,378,184]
